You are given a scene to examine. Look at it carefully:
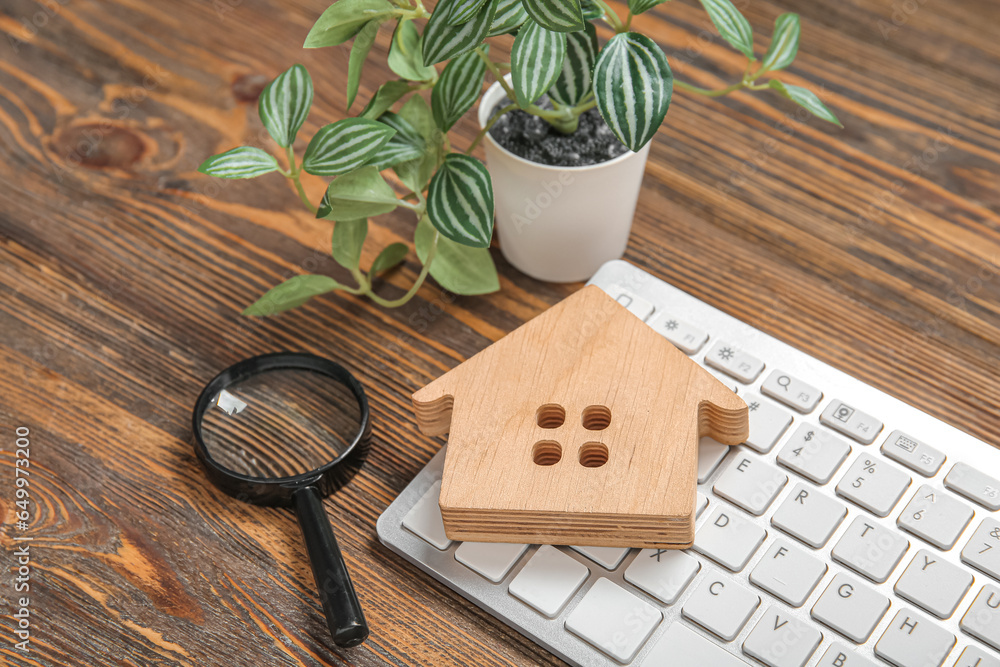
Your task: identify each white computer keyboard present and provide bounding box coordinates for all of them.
[376,259,1000,667]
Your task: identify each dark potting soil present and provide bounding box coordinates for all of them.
[487,100,629,167]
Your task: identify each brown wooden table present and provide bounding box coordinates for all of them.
[1,0,998,664]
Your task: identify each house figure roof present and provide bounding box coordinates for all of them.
[412,285,748,549]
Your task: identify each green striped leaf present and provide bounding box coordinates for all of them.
[593,32,673,152]
[580,0,603,19]
[487,0,529,36]
[699,0,753,58]
[548,23,597,107]
[359,80,415,119]
[370,242,409,274]
[432,46,489,132]
[521,0,583,33]
[393,96,442,192]
[768,80,842,127]
[388,21,437,81]
[444,0,490,24]
[761,13,799,72]
[258,64,313,148]
[243,275,345,316]
[422,0,497,65]
[302,118,396,176]
[317,166,399,219]
[366,112,426,169]
[331,218,368,269]
[347,20,382,110]
[427,154,494,248]
[628,0,668,15]
[511,20,567,107]
[304,0,396,48]
[198,147,280,179]
[415,216,499,294]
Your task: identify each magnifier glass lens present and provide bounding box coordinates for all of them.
[198,368,362,479]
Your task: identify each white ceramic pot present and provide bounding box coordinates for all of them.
[478,78,651,283]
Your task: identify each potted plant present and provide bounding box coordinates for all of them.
[200,0,839,311]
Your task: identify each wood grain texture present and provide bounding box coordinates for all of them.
[0,0,998,664]
[413,285,747,548]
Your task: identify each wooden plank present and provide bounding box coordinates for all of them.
[0,0,997,664]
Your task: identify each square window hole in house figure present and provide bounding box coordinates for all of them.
[411,286,749,549]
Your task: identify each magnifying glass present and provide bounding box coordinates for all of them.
[777,375,791,391]
[191,352,371,647]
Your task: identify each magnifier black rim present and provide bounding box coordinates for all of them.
[191,351,370,488]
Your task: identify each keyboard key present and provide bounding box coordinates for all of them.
[641,623,750,667]
[693,505,767,571]
[611,288,654,320]
[761,370,823,414]
[697,492,708,518]
[875,608,956,667]
[811,573,890,643]
[743,393,794,453]
[401,480,452,549]
[961,585,1000,651]
[653,314,708,354]
[961,518,1000,581]
[455,542,528,582]
[749,539,827,607]
[565,578,661,662]
[816,643,879,666]
[836,454,911,517]
[832,516,909,583]
[894,549,973,619]
[698,436,730,483]
[946,463,1000,511]
[776,424,851,485]
[508,545,588,618]
[714,455,787,515]
[682,574,760,640]
[819,400,883,445]
[742,605,822,667]
[569,545,629,570]
[625,548,699,605]
[955,645,1000,667]
[820,400,883,444]
[881,430,946,477]
[771,483,847,548]
[705,341,765,383]
[897,485,974,550]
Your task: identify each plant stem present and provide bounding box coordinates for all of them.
[594,0,626,32]
[396,5,428,19]
[476,48,590,133]
[674,79,745,97]
[285,145,317,214]
[476,47,516,100]
[397,198,423,211]
[366,232,439,307]
[467,103,517,154]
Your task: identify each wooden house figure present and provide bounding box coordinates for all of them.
[412,285,748,549]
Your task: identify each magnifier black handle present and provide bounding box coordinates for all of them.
[292,487,369,647]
